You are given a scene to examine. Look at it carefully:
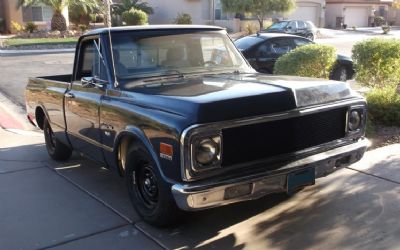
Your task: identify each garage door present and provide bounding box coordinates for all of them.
[345,7,369,27]
[289,6,319,26]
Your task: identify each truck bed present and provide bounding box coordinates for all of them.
[36,74,72,83]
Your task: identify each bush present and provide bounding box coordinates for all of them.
[352,38,400,88]
[374,16,385,26]
[24,22,38,33]
[274,44,337,79]
[366,86,400,126]
[11,21,24,33]
[174,13,192,24]
[245,23,258,35]
[122,8,148,25]
[90,14,104,23]
[78,24,88,33]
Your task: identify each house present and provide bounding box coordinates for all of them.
[143,0,326,30]
[0,0,69,33]
[286,0,326,27]
[325,0,393,28]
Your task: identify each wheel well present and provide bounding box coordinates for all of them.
[35,107,45,130]
[117,135,138,177]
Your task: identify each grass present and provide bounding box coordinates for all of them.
[3,37,78,47]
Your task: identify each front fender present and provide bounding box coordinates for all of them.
[111,126,178,185]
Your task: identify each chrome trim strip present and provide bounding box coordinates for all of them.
[180,98,366,181]
[67,131,114,152]
[173,138,368,210]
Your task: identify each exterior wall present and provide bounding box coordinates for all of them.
[286,0,326,27]
[326,0,392,28]
[146,0,212,25]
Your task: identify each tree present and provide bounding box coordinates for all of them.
[111,0,154,16]
[17,0,98,31]
[221,0,296,30]
[110,0,153,27]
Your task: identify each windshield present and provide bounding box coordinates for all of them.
[110,30,252,87]
[234,36,263,50]
[268,21,289,30]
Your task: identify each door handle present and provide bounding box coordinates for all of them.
[65,92,75,98]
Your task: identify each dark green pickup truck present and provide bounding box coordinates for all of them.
[26,25,368,226]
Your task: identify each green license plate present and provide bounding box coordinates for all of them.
[287,167,315,194]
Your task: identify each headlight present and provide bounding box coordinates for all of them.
[348,110,362,131]
[193,135,222,171]
[196,138,219,165]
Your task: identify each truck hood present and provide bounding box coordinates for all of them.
[122,73,356,123]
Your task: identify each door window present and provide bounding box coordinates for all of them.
[297,21,306,29]
[269,39,294,56]
[293,38,312,47]
[75,39,107,81]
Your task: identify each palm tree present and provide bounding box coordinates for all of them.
[17,0,98,31]
[111,0,154,16]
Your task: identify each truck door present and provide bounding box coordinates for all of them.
[64,37,107,163]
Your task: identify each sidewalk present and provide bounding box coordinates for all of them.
[0,127,164,250]
[1,123,400,249]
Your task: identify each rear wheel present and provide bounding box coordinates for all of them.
[125,143,181,226]
[332,66,348,82]
[43,117,72,161]
[306,33,314,41]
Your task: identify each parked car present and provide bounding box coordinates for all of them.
[261,20,317,41]
[234,33,355,82]
[26,25,367,226]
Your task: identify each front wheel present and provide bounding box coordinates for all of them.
[125,143,181,226]
[43,117,72,161]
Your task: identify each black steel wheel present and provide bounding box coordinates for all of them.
[306,33,314,41]
[125,143,181,226]
[43,117,72,161]
[332,66,348,82]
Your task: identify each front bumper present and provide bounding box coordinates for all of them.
[172,139,368,211]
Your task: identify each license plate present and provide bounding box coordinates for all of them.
[287,167,315,194]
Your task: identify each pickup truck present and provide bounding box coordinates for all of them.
[26,25,368,226]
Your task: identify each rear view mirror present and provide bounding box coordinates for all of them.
[81,76,107,89]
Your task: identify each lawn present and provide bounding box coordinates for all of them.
[3,37,78,46]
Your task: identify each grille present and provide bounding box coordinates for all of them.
[221,108,347,166]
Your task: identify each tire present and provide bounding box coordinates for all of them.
[43,117,72,161]
[332,66,348,82]
[125,143,181,227]
[306,34,314,41]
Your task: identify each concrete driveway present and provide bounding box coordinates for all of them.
[1,126,399,249]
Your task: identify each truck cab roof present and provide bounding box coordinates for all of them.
[84,25,225,36]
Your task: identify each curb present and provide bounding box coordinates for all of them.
[0,92,35,131]
[0,48,74,56]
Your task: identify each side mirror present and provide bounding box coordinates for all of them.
[81,77,95,88]
[81,76,107,89]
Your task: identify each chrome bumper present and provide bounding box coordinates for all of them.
[172,139,368,211]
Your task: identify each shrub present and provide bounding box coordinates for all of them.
[90,14,104,23]
[174,13,192,24]
[366,86,400,126]
[122,8,148,25]
[245,23,258,35]
[24,22,38,33]
[11,21,24,33]
[374,16,385,26]
[274,44,337,79]
[352,38,400,88]
[78,24,88,33]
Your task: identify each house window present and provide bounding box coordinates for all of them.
[22,6,53,22]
